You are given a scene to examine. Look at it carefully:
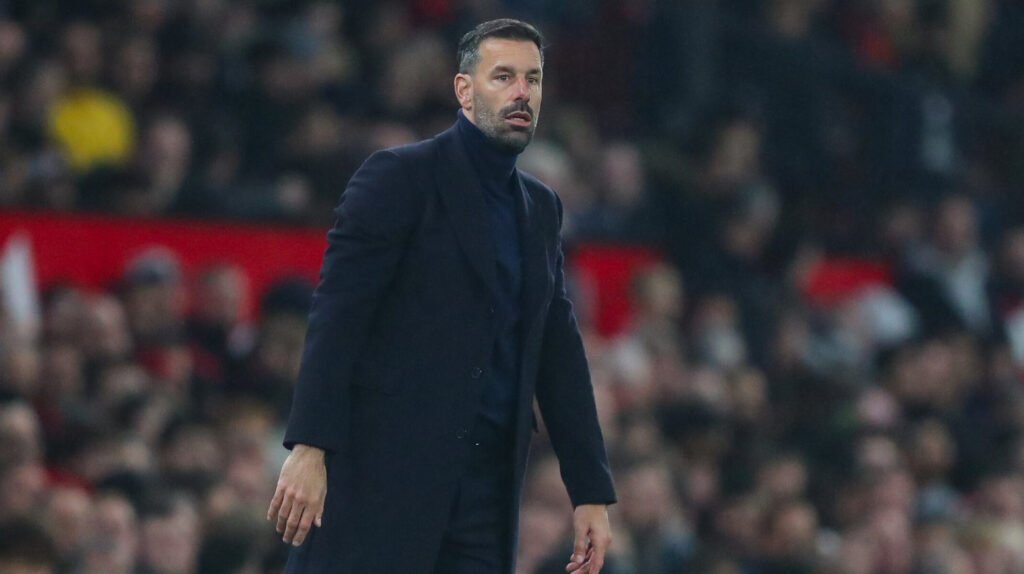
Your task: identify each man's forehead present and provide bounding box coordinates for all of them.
[476,38,542,70]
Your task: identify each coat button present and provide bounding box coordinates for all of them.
[488,307,495,315]
[471,367,483,379]
[455,428,468,439]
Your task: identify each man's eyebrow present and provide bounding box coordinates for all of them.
[489,64,543,76]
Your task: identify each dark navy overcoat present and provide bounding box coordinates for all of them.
[283,121,616,573]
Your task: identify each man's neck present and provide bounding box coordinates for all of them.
[457,109,517,183]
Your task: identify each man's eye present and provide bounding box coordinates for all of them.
[528,77,540,85]
[496,74,510,81]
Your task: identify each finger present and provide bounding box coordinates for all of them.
[565,547,596,572]
[276,495,294,534]
[315,487,326,527]
[283,504,307,544]
[589,533,609,574]
[569,524,589,566]
[267,485,284,521]
[292,503,318,546]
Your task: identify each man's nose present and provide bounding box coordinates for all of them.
[512,77,530,101]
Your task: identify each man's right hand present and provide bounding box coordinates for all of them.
[267,444,327,546]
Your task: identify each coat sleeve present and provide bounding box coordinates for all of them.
[284,150,418,453]
[534,195,617,508]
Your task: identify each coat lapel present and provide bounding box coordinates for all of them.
[435,126,500,298]
[515,173,548,331]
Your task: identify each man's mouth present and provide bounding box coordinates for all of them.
[504,111,532,127]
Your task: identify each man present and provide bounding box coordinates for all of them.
[267,19,615,574]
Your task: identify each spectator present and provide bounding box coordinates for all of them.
[899,194,993,336]
[47,21,135,174]
[613,455,693,573]
[81,491,139,574]
[43,486,91,571]
[138,489,201,574]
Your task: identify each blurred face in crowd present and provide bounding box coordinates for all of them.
[83,494,137,574]
[139,116,191,178]
[94,363,149,412]
[0,401,43,462]
[61,22,102,84]
[45,487,91,561]
[140,499,200,574]
[83,296,133,363]
[706,119,760,191]
[194,265,249,326]
[161,423,221,476]
[455,38,543,154]
[756,455,808,502]
[74,435,154,484]
[617,460,681,532]
[381,34,450,115]
[932,196,979,258]
[761,500,818,560]
[0,338,41,397]
[907,419,956,483]
[0,20,26,74]
[601,141,645,206]
[631,264,685,321]
[713,496,762,555]
[44,286,87,342]
[865,508,913,573]
[41,343,84,398]
[525,456,572,514]
[124,282,183,340]
[518,502,570,569]
[255,314,307,382]
[856,434,904,476]
[976,475,1024,521]
[0,403,45,519]
[0,460,46,520]
[113,36,158,101]
[728,368,767,423]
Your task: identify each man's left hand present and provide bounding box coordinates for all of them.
[565,504,611,574]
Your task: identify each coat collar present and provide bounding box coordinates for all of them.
[435,123,501,298]
[434,123,549,318]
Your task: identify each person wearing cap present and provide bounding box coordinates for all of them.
[267,19,616,574]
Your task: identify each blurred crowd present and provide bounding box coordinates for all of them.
[3,0,1024,574]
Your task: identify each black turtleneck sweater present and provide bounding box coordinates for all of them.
[457,110,523,433]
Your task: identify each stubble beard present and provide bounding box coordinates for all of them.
[473,94,537,155]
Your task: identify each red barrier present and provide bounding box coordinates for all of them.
[0,210,326,314]
[570,243,663,337]
[0,210,668,336]
[801,257,894,307]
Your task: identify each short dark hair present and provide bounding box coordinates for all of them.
[457,19,544,74]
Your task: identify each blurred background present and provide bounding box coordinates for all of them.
[1,0,1024,573]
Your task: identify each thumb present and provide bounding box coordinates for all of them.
[315,513,322,527]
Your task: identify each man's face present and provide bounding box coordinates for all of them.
[457,38,542,154]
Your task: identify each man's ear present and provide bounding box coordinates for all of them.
[454,73,473,111]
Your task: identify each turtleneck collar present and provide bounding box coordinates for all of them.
[457,109,518,186]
